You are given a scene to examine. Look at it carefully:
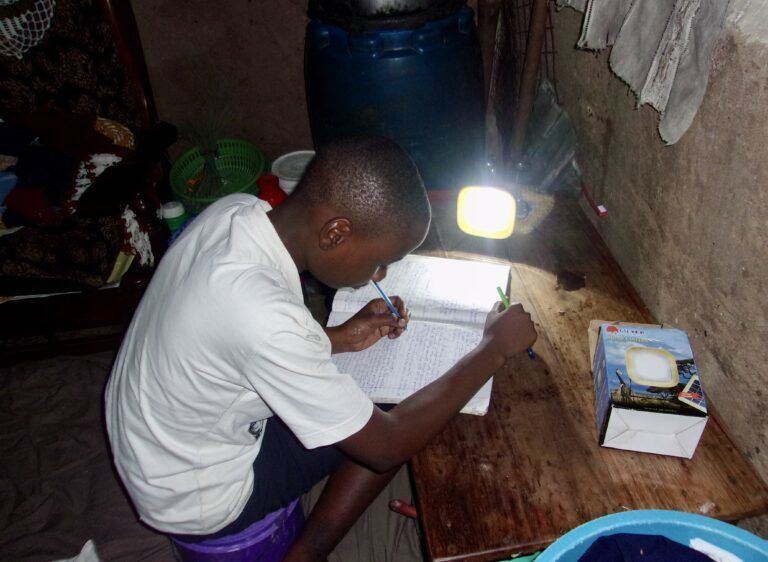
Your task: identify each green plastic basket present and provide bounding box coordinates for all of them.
[170,139,267,213]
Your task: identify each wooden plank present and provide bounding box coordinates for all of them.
[0,279,148,366]
[411,196,768,562]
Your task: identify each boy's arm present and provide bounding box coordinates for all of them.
[337,302,536,473]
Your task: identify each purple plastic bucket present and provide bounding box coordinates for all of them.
[172,498,305,562]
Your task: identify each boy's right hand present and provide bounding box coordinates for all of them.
[482,301,537,365]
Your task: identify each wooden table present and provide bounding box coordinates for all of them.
[410,194,768,562]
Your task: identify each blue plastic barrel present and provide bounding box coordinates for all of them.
[171,498,305,562]
[305,6,485,190]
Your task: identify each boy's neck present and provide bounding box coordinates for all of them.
[267,200,310,272]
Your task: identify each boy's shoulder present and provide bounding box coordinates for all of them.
[212,265,312,325]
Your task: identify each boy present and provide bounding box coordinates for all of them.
[105,137,536,560]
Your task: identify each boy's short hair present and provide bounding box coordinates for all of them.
[294,137,431,236]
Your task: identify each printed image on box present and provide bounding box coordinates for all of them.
[593,324,708,458]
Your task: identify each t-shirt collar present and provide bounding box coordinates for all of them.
[248,199,303,298]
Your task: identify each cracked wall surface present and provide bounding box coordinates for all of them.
[132,0,479,160]
[554,8,768,532]
[133,0,313,161]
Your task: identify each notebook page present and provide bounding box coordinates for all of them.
[332,255,510,326]
[328,312,493,415]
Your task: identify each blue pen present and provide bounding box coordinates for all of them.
[372,280,406,330]
[496,286,536,360]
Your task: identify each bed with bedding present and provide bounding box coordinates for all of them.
[0,0,173,365]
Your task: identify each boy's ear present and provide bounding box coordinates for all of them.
[318,217,353,250]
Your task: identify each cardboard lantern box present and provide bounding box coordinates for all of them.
[589,321,708,458]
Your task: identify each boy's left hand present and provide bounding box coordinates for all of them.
[326,297,409,353]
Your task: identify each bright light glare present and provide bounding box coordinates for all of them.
[625,347,678,388]
[457,186,516,239]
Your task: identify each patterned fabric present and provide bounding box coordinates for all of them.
[0,115,166,294]
[0,0,141,130]
[95,116,135,150]
[0,214,125,293]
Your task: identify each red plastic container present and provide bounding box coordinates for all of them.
[257,174,288,207]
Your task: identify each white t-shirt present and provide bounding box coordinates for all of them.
[105,194,374,534]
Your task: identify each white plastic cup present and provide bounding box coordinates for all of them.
[271,150,315,195]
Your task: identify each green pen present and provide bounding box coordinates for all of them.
[496,286,536,360]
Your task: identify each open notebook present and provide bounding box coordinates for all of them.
[328,255,510,415]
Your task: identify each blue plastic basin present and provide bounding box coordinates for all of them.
[537,510,768,562]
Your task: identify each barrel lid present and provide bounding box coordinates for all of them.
[308,0,466,31]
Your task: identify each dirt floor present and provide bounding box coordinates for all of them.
[0,352,172,561]
[0,351,422,561]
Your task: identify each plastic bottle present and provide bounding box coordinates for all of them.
[161,201,189,234]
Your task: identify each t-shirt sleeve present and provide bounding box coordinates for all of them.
[231,288,373,450]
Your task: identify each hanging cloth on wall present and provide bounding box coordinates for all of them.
[556,0,587,12]
[556,0,730,145]
[577,0,632,50]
